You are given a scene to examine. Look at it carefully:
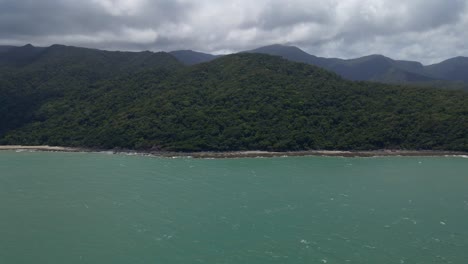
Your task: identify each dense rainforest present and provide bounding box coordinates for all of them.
[0,45,467,151]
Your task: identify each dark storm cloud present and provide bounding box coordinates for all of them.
[0,0,106,36]
[0,0,467,63]
[0,0,191,45]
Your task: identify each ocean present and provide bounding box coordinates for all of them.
[1,151,467,263]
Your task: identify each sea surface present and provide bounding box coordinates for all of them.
[0,151,467,264]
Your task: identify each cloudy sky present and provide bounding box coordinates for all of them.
[0,0,467,64]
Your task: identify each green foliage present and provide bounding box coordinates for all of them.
[0,45,182,136]
[1,49,467,152]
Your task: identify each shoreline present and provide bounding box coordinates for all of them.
[1,145,467,158]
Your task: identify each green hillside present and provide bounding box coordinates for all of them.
[0,45,182,136]
[1,49,467,152]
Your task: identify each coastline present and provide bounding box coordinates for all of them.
[1,145,467,158]
[0,145,81,152]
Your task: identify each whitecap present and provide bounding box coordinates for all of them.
[363,245,376,249]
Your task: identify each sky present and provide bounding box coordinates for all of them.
[0,0,467,64]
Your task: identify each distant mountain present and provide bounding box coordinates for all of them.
[169,50,218,65]
[246,45,424,79]
[245,44,468,90]
[0,45,16,53]
[371,67,437,83]
[0,44,47,67]
[425,56,468,83]
[246,44,332,67]
[326,54,428,81]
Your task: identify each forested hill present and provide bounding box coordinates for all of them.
[0,44,182,136]
[0,47,467,152]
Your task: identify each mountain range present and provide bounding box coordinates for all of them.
[0,43,467,151]
[249,45,468,87]
[167,44,468,90]
[2,43,467,90]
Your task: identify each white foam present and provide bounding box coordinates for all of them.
[363,245,376,249]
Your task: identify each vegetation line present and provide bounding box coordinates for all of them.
[1,146,467,158]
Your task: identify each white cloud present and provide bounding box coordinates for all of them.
[91,0,146,16]
[0,0,467,63]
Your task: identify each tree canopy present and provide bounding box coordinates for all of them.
[1,47,467,152]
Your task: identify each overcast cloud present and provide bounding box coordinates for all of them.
[0,0,467,64]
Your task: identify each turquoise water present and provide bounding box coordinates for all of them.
[0,151,467,264]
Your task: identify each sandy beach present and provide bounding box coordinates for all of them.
[0,145,81,152]
[1,145,467,158]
